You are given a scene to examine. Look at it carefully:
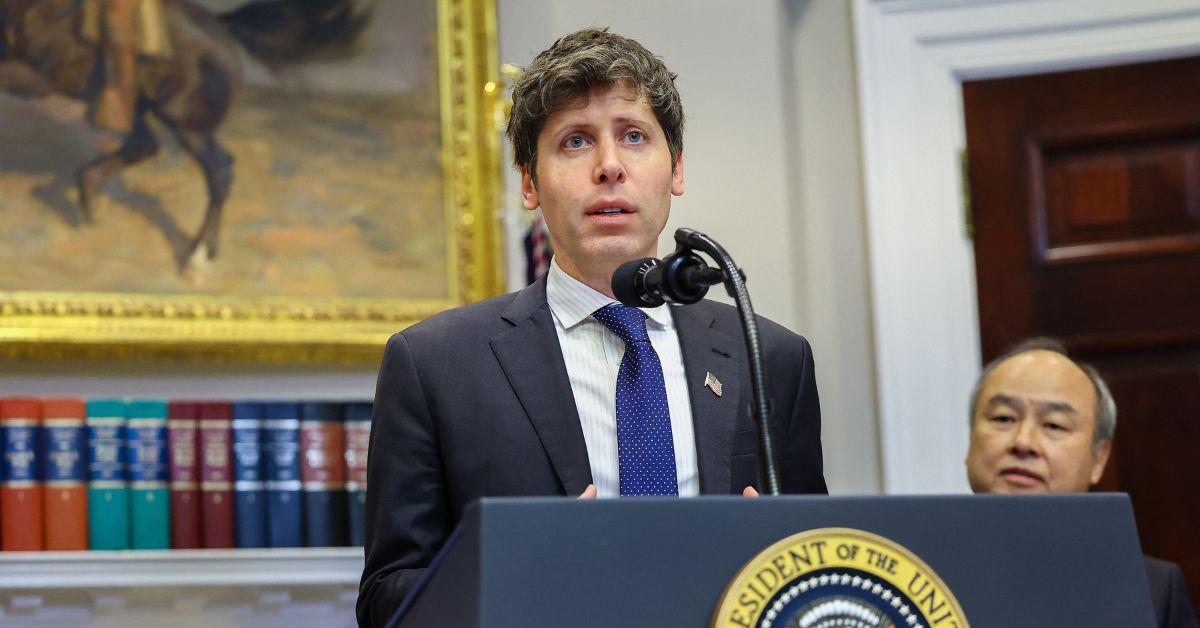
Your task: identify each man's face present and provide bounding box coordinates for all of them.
[966,350,1112,494]
[520,83,684,281]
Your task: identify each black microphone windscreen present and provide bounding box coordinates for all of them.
[611,258,663,307]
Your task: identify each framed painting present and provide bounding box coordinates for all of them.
[0,0,503,363]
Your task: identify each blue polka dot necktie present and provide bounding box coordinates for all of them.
[592,303,679,496]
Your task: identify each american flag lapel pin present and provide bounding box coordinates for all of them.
[704,371,723,397]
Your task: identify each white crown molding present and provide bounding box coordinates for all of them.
[852,0,1200,493]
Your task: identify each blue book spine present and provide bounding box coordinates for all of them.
[127,399,170,550]
[264,402,303,548]
[343,402,372,547]
[232,402,267,548]
[87,399,129,550]
[2,418,41,484]
[44,418,86,486]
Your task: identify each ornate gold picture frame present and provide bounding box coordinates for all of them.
[0,0,503,363]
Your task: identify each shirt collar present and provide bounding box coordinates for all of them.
[545,258,673,330]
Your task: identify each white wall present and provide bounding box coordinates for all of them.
[498,0,882,493]
[785,0,880,494]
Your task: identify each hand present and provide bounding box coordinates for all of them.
[742,486,759,497]
[578,484,597,499]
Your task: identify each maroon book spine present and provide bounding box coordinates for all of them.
[168,401,202,549]
[198,402,234,549]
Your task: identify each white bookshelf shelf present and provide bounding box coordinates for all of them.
[0,547,363,589]
[0,548,364,625]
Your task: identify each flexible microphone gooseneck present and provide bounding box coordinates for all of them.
[610,229,781,496]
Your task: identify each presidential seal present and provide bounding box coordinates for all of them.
[711,528,967,628]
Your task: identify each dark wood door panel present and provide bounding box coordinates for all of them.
[1036,260,1200,342]
[965,55,1200,607]
[1101,365,1200,596]
[1034,133,1200,254]
[965,55,1200,359]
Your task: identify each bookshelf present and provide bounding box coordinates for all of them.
[0,358,379,624]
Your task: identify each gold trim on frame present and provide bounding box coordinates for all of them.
[0,0,504,364]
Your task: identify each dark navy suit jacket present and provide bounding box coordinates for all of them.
[1146,555,1199,628]
[356,277,827,626]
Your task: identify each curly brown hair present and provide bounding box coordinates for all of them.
[506,28,684,180]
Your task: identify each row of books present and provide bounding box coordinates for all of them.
[0,398,371,551]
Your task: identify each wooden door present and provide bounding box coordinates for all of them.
[964,56,1200,606]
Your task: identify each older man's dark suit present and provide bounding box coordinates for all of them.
[1146,556,1199,628]
[356,277,827,627]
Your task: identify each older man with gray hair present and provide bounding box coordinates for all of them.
[965,337,1196,628]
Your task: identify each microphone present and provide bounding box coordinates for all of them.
[609,228,783,496]
[611,252,725,308]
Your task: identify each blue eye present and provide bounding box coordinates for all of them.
[626,131,644,143]
[565,136,585,149]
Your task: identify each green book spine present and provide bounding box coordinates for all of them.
[87,398,130,550]
[130,488,170,548]
[128,399,170,549]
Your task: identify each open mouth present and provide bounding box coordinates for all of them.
[587,200,635,216]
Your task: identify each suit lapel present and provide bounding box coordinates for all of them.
[673,302,740,495]
[490,279,593,496]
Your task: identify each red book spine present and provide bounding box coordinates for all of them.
[300,409,347,546]
[1,397,44,551]
[300,421,346,486]
[344,419,370,490]
[169,401,202,549]
[344,409,370,547]
[42,398,87,551]
[198,402,234,549]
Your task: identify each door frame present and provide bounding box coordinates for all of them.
[852,0,1200,493]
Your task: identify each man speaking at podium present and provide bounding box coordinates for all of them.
[357,28,827,626]
[965,338,1197,628]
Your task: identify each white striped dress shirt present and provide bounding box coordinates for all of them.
[545,259,699,498]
